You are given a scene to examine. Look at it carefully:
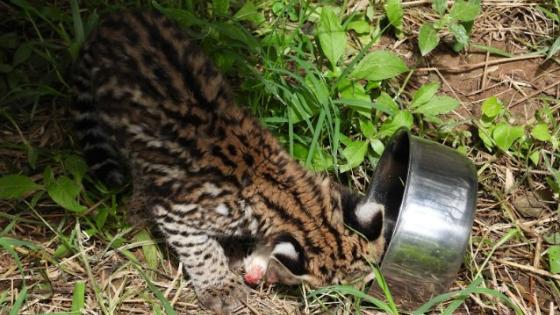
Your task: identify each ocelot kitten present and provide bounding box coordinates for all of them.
[72,10,385,314]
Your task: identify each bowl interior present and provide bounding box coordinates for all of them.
[364,129,410,248]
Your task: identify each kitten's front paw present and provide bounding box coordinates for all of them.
[197,280,249,315]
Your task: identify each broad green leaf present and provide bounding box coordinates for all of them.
[350,50,409,81]
[549,245,560,274]
[384,0,403,32]
[546,36,560,60]
[531,123,551,141]
[449,23,469,46]
[340,141,368,172]
[347,18,370,34]
[544,232,560,245]
[529,150,540,165]
[212,0,230,16]
[13,43,33,66]
[418,23,440,56]
[337,79,371,101]
[481,96,503,118]
[449,0,481,22]
[414,95,459,116]
[478,126,494,151]
[366,81,381,90]
[271,1,284,16]
[371,139,385,156]
[432,0,447,16]
[233,1,264,24]
[317,7,346,68]
[359,119,376,139]
[309,147,334,172]
[293,144,333,171]
[379,110,413,137]
[64,155,88,182]
[374,92,399,115]
[339,79,371,116]
[152,1,206,28]
[47,176,87,212]
[0,175,41,199]
[492,123,524,152]
[411,82,440,108]
[53,243,72,258]
[452,20,474,52]
[213,22,259,49]
[423,114,444,125]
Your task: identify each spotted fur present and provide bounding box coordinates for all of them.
[72,10,385,314]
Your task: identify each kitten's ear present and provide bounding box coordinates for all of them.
[341,189,384,241]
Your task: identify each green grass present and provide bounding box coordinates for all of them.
[1,0,559,314]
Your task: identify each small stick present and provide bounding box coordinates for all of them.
[489,263,506,314]
[495,258,560,281]
[508,80,560,108]
[433,68,468,119]
[481,40,491,91]
[417,53,544,74]
[531,237,543,315]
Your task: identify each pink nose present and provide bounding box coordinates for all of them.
[243,267,264,286]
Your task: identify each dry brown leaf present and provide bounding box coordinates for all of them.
[512,191,547,218]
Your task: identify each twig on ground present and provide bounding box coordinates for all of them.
[495,259,560,281]
[508,80,560,108]
[417,53,544,74]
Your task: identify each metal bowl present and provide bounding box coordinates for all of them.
[365,128,477,308]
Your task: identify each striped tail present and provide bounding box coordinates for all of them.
[71,51,128,189]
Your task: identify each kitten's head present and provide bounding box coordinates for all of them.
[255,180,386,287]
